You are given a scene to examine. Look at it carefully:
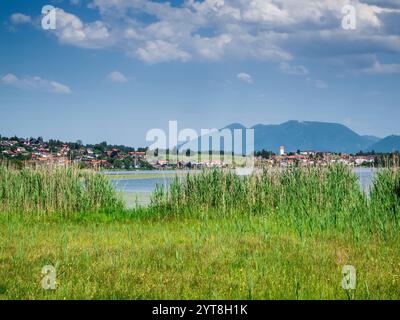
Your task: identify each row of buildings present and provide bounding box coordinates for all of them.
[260,152,375,167]
[152,151,376,169]
[0,137,377,169]
[0,137,147,169]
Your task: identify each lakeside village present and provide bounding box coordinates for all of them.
[0,135,395,170]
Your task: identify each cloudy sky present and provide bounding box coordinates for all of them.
[0,0,399,146]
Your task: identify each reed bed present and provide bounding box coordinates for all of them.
[1,164,399,299]
[369,168,400,237]
[151,165,399,236]
[0,165,123,215]
[1,163,398,234]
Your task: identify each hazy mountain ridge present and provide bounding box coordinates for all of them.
[366,135,400,153]
[222,120,397,153]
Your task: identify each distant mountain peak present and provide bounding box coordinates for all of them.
[245,120,380,153]
[282,120,301,125]
[367,135,400,152]
[223,123,247,130]
[214,120,398,153]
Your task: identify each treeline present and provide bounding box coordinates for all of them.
[0,134,148,154]
[373,152,400,167]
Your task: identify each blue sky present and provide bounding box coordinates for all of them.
[0,0,399,147]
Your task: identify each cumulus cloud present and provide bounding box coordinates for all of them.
[237,72,253,84]
[27,0,400,70]
[50,8,110,49]
[363,60,400,74]
[241,0,293,24]
[192,34,232,60]
[1,73,19,84]
[314,79,328,89]
[361,0,400,9]
[10,13,31,25]
[107,71,128,83]
[136,40,191,63]
[279,62,309,75]
[0,73,71,94]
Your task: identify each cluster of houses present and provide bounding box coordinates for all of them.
[0,138,69,164]
[73,149,147,169]
[152,149,376,169]
[154,159,227,169]
[1,137,377,169]
[257,147,376,167]
[258,153,375,167]
[0,137,147,169]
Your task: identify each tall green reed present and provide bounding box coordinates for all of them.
[0,165,123,216]
[151,165,390,234]
[369,168,400,238]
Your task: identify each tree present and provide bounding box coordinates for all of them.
[123,157,132,169]
[113,159,124,169]
[255,149,273,159]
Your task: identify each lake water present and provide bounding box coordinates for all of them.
[108,170,193,208]
[109,168,379,208]
[355,167,379,193]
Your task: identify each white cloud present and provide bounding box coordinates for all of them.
[10,13,31,25]
[237,72,253,84]
[363,60,400,74]
[1,73,18,84]
[1,73,71,94]
[136,40,191,63]
[107,71,128,83]
[362,0,400,9]
[49,81,72,94]
[279,62,309,75]
[242,0,292,24]
[51,8,110,49]
[192,34,232,60]
[315,79,328,89]
[28,1,400,69]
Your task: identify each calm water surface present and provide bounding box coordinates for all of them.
[109,170,191,208]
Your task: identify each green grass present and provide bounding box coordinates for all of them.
[0,165,399,300]
[1,214,399,300]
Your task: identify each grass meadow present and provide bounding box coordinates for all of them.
[0,165,399,299]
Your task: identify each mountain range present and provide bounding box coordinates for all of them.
[220,121,400,154]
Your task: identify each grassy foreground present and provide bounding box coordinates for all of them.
[0,165,399,300]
